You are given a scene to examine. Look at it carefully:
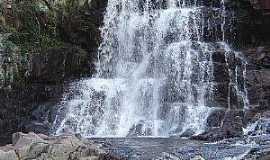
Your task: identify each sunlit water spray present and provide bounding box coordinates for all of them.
[53,0,249,138]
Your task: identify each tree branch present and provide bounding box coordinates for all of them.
[41,0,53,10]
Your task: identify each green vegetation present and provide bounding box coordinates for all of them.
[0,0,88,88]
[6,0,63,54]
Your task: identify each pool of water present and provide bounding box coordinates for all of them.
[90,137,254,160]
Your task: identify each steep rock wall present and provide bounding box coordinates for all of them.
[197,0,270,141]
[233,0,270,124]
[0,0,270,144]
[0,0,107,145]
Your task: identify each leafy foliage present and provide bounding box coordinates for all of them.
[4,0,63,55]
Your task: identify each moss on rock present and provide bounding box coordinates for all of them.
[0,0,106,144]
[0,0,103,89]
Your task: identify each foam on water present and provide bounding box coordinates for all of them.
[53,0,249,138]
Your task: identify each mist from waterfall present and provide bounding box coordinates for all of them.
[53,0,249,138]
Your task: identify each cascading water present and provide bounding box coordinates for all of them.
[53,0,249,137]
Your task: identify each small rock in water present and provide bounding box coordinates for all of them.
[181,129,196,137]
[191,155,206,160]
[157,152,182,160]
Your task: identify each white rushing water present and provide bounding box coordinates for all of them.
[53,0,249,137]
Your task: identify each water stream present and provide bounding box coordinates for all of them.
[53,0,249,138]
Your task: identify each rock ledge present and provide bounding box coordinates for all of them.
[0,132,121,160]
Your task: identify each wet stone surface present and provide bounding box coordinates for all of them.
[90,137,255,160]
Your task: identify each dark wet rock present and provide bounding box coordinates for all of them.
[222,110,244,134]
[246,69,270,88]
[205,83,228,108]
[206,108,226,128]
[57,0,108,58]
[191,127,242,142]
[244,46,270,68]
[212,51,226,63]
[193,110,244,141]
[232,0,270,48]
[180,129,196,138]
[242,45,270,130]
[0,83,64,145]
[23,101,60,135]
[212,63,229,83]
[243,108,261,126]
[29,45,91,83]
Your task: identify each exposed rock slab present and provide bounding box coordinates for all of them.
[0,132,121,160]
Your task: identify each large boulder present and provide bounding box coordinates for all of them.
[0,132,121,160]
[0,150,17,160]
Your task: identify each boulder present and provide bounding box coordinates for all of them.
[206,108,226,128]
[212,63,229,83]
[205,83,229,108]
[0,132,121,160]
[193,110,244,141]
[12,132,46,147]
[0,150,17,160]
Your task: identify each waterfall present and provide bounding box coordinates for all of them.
[53,0,249,137]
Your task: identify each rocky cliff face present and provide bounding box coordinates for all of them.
[0,0,270,145]
[234,0,270,132]
[0,0,107,145]
[194,0,270,141]
[243,44,270,130]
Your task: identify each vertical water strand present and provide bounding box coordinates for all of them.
[208,45,215,104]
[222,43,250,110]
[219,0,232,110]
[151,2,161,136]
[220,0,226,42]
[115,0,141,136]
[220,0,249,111]
[223,43,233,110]
[179,5,194,133]
[235,52,250,110]
[97,0,120,78]
[243,61,250,110]
[167,0,175,8]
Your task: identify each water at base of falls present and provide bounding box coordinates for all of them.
[53,0,249,138]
